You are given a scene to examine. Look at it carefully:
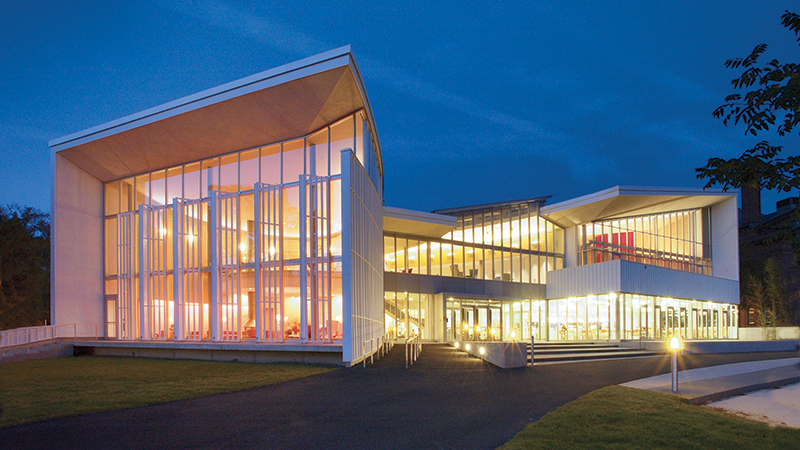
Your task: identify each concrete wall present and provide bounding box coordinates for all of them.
[460,341,527,368]
[546,259,739,304]
[52,155,104,335]
[738,327,800,341]
[711,196,739,281]
[621,339,800,353]
[77,342,345,365]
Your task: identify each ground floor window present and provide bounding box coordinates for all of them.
[384,292,433,340]
[546,294,738,341]
[389,292,738,342]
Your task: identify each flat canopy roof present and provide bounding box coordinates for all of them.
[50,46,381,183]
[541,186,735,227]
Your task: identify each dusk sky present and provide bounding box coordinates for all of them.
[3,1,799,214]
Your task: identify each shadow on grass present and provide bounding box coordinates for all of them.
[0,356,336,428]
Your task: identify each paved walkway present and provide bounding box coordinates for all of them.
[623,357,800,427]
[2,345,797,450]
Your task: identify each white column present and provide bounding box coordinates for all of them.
[341,148,353,363]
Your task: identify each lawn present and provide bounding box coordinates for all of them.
[0,356,335,428]
[500,385,800,450]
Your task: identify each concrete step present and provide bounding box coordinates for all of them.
[525,341,663,363]
[531,349,662,363]
[531,343,621,351]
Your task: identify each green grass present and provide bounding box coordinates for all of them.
[0,356,335,428]
[500,385,800,450]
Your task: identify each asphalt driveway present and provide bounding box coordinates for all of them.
[2,345,795,450]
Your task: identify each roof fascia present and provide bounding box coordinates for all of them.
[50,46,354,151]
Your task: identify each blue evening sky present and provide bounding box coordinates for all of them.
[2,1,798,214]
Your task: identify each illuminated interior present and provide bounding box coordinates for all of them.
[578,208,712,275]
[384,201,565,283]
[104,112,373,342]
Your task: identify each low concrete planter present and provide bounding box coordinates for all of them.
[457,342,527,369]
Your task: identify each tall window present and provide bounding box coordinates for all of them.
[383,201,565,283]
[102,110,379,342]
[577,208,712,275]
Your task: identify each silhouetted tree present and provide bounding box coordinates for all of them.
[742,256,795,338]
[0,204,50,330]
[696,11,800,194]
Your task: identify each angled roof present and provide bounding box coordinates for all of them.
[432,196,552,216]
[541,186,735,227]
[383,206,457,238]
[50,46,381,182]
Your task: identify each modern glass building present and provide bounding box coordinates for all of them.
[50,48,740,366]
[383,187,739,345]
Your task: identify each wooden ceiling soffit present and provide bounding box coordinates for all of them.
[59,66,353,182]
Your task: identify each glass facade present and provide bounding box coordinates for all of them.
[384,292,434,341]
[578,208,712,275]
[103,111,379,343]
[546,294,738,341]
[386,203,736,343]
[438,295,737,343]
[384,202,564,283]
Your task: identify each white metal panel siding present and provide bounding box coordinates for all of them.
[546,259,623,299]
[618,260,739,304]
[547,259,739,304]
[711,196,739,281]
[341,149,384,365]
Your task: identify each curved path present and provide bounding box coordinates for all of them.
[2,345,795,450]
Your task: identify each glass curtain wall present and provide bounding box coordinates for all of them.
[384,291,432,340]
[384,202,564,284]
[435,294,737,342]
[546,294,737,341]
[103,111,378,342]
[578,209,712,275]
[440,297,542,342]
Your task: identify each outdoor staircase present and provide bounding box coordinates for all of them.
[528,341,662,364]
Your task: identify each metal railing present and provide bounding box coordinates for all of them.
[0,323,101,348]
[405,334,421,369]
[360,332,397,368]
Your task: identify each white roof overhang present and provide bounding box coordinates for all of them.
[49,46,381,182]
[383,206,457,239]
[541,186,735,227]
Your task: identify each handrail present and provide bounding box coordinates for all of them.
[405,334,422,369]
[0,323,101,348]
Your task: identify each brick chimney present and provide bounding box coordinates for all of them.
[741,185,761,227]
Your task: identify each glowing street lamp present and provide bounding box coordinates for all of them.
[670,337,682,393]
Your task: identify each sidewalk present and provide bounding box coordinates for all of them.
[623,357,800,427]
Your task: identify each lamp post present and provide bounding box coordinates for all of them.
[669,337,681,393]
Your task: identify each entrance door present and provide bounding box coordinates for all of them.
[462,307,475,340]
[488,305,501,340]
[666,307,676,337]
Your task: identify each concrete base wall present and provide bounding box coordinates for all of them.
[620,339,800,354]
[460,342,527,368]
[738,327,800,341]
[75,342,345,366]
[1,339,75,364]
